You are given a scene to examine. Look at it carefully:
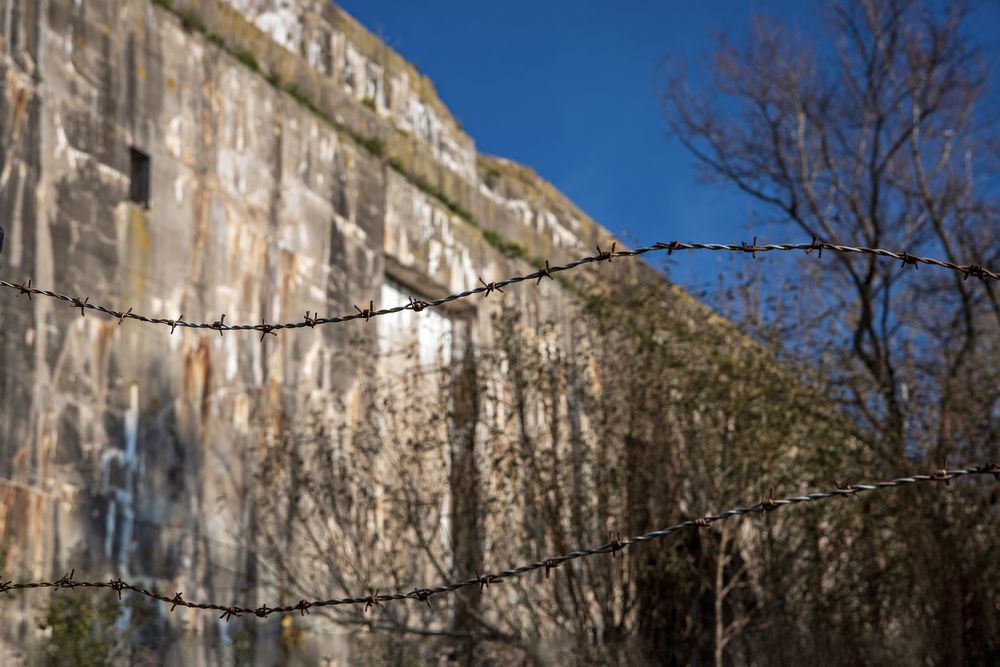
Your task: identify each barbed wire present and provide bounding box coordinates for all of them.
[0,239,995,338]
[2,464,996,620]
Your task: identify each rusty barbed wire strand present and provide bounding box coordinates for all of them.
[1,464,996,619]
[0,239,996,337]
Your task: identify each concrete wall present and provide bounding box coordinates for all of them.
[0,1,751,664]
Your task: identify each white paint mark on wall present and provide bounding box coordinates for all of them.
[226,334,238,381]
[166,117,184,158]
[100,383,139,578]
[174,175,185,203]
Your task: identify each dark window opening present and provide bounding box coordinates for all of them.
[129,147,151,208]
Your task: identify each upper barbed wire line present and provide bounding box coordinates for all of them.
[2,464,997,619]
[0,240,996,337]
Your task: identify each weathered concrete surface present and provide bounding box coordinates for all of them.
[0,1,815,664]
[222,0,477,180]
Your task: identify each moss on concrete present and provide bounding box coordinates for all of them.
[234,49,259,71]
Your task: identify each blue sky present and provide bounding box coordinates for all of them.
[336,0,1000,289]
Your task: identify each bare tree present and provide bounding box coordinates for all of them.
[232,3,1000,659]
[661,0,1000,662]
[240,266,863,665]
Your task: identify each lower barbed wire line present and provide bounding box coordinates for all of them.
[0,240,995,336]
[2,464,996,619]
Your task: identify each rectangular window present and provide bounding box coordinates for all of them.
[129,147,150,208]
[378,277,453,371]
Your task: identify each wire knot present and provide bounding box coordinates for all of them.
[536,261,554,285]
[962,264,988,281]
[759,491,778,511]
[364,590,385,613]
[596,242,616,262]
[354,300,375,321]
[606,531,624,557]
[257,320,276,342]
[117,307,133,326]
[476,570,501,591]
[408,296,428,312]
[254,605,271,617]
[932,469,950,484]
[544,558,562,579]
[15,279,32,299]
[0,580,13,595]
[899,252,919,270]
[478,278,504,297]
[169,592,184,611]
[806,234,825,258]
[108,577,127,599]
[411,588,433,609]
[303,311,318,328]
[55,569,76,589]
[169,315,184,335]
[212,313,227,336]
[694,517,711,528]
[834,481,857,499]
[741,236,759,259]
[70,297,89,317]
[656,240,683,255]
[295,599,312,616]
[975,462,1000,480]
[220,607,243,622]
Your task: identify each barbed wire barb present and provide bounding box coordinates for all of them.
[1,240,995,336]
[1,463,994,618]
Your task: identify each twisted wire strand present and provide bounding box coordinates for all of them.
[2,464,996,620]
[1,240,995,337]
